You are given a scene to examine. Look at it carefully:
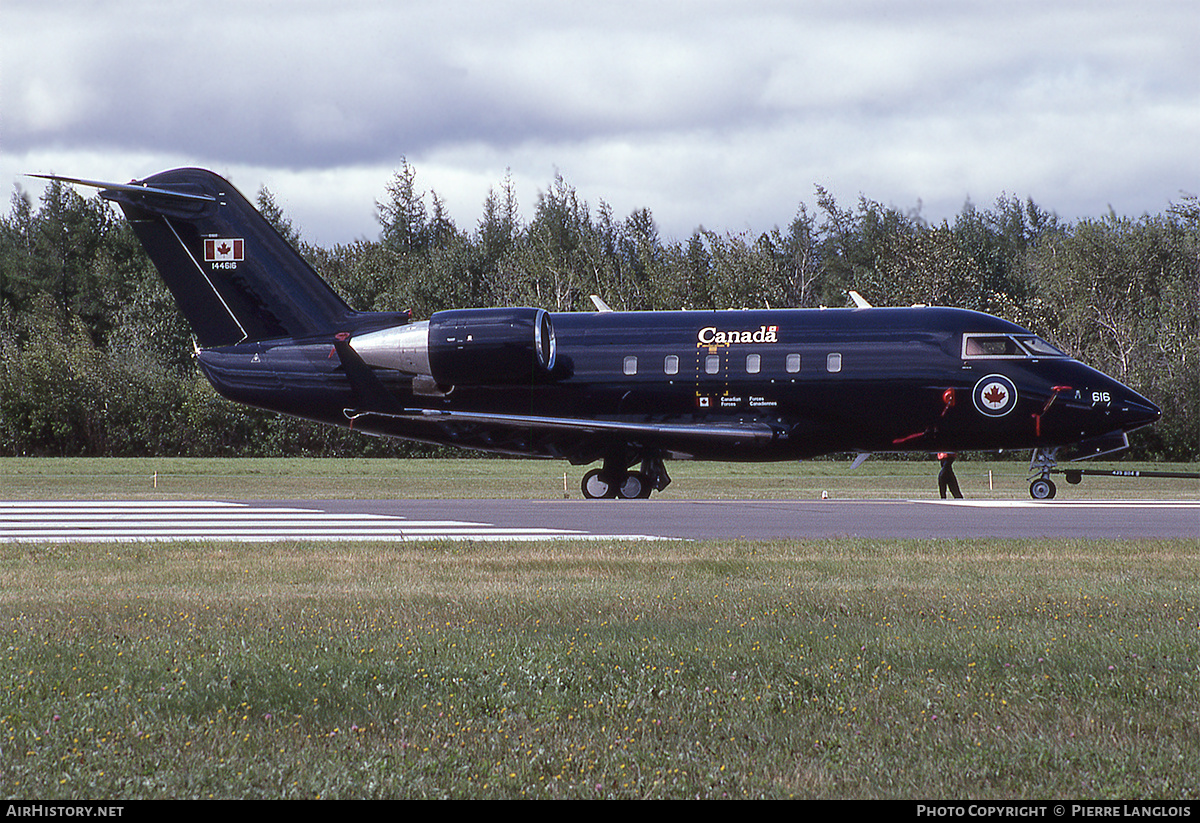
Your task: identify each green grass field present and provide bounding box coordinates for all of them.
[1,455,1197,500]
[1,458,1198,799]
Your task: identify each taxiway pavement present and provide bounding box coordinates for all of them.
[2,498,1196,542]
[312,498,1200,541]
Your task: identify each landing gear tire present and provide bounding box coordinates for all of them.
[582,450,668,500]
[617,471,653,500]
[1029,478,1057,500]
[581,469,617,499]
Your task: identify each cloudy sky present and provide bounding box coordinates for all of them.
[3,0,1198,247]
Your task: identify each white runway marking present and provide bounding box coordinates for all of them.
[921,499,1200,509]
[0,501,655,543]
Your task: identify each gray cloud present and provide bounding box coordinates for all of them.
[4,0,1198,245]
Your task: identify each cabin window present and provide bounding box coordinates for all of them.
[705,354,720,374]
[786,353,801,373]
[624,356,637,375]
[746,354,761,374]
[664,355,679,375]
[826,353,842,373]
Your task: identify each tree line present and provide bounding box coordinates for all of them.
[1,162,1196,460]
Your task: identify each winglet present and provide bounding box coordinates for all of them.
[590,294,613,313]
[848,290,872,309]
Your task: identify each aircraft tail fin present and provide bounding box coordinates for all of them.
[34,169,354,347]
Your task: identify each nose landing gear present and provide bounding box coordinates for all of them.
[1028,447,1059,499]
[1026,445,1200,498]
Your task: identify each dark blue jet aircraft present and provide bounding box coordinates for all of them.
[38,169,1161,500]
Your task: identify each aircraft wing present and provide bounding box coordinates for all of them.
[348,406,783,445]
[332,333,784,460]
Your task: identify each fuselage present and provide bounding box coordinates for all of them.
[195,305,1161,465]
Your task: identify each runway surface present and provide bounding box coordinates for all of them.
[1,498,1196,542]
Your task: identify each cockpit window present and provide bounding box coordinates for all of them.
[1015,336,1067,357]
[962,333,1067,359]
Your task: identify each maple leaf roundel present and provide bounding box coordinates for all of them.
[972,374,1019,418]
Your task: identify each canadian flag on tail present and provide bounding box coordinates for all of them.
[204,238,244,262]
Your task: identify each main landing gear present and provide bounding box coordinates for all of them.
[1028,447,1059,499]
[580,453,671,499]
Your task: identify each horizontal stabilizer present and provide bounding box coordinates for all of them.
[28,174,217,206]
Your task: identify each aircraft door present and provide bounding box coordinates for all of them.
[693,346,729,411]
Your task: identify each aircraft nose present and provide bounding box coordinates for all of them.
[1117,392,1161,431]
[1095,375,1161,432]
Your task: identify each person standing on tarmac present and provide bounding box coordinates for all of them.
[938,452,964,499]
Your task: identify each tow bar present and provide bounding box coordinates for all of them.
[1060,468,1200,485]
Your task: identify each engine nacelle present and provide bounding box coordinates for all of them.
[428,308,557,385]
[349,307,557,387]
